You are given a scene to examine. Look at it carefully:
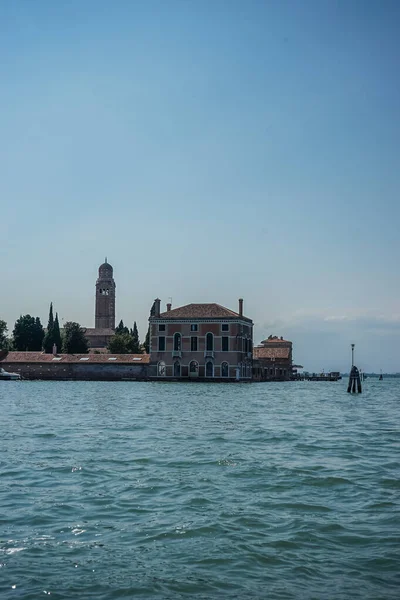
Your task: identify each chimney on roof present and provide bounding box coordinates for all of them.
[154,298,161,317]
[167,302,172,312]
[239,298,243,317]
[52,343,57,356]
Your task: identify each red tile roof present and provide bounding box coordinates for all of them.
[88,347,109,354]
[0,352,150,364]
[253,347,291,360]
[156,303,252,322]
[260,336,292,344]
[83,328,115,336]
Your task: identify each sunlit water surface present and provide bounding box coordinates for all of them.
[1,379,399,599]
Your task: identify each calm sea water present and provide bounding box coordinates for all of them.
[1,379,399,599]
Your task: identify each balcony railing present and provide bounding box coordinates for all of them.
[204,350,214,358]
[172,350,182,358]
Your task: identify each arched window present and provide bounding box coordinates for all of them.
[189,360,199,375]
[173,360,181,377]
[189,360,199,377]
[157,361,166,377]
[206,361,214,377]
[174,333,181,352]
[206,333,214,351]
[221,362,229,377]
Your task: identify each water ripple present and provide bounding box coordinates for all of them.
[0,379,399,599]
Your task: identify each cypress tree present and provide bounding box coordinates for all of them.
[144,326,150,354]
[49,303,54,329]
[43,302,55,353]
[115,319,125,334]
[115,319,129,335]
[131,321,141,354]
[53,313,62,354]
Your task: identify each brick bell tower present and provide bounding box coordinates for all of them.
[95,258,116,329]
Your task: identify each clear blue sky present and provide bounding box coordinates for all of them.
[1,0,399,372]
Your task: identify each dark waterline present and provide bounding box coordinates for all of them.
[1,380,399,599]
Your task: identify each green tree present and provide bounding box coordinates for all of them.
[53,313,62,353]
[143,326,150,354]
[115,319,129,335]
[43,302,55,353]
[13,315,45,351]
[62,322,89,354]
[130,321,141,354]
[108,333,133,354]
[0,320,8,350]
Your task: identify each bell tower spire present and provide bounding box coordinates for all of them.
[95,259,116,329]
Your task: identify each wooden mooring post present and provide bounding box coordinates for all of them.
[347,343,362,393]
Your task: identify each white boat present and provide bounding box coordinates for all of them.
[0,367,21,381]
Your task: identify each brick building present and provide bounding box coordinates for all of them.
[252,335,293,381]
[149,299,253,380]
[0,351,149,380]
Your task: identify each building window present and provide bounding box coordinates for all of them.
[222,336,229,352]
[158,324,165,332]
[191,324,198,331]
[206,333,214,351]
[191,336,198,352]
[158,336,165,351]
[157,361,166,376]
[189,360,199,375]
[206,361,214,377]
[173,360,181,377]
[221,362,229,377]
[221,324,229,332]
[174,333,181,352]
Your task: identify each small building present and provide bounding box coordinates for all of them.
[149,299,253,381]
[253,335,293,381]
[0,351,149,380]
[83,328,115,351]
